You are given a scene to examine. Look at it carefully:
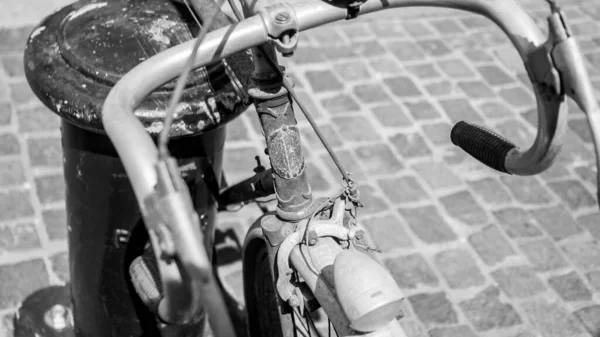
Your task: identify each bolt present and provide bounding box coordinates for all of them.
[275,12,290,24]
[43,304,72,331]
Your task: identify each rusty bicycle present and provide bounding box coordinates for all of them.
[19,0,600,336]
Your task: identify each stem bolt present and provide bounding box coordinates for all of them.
[43,304,73,331]
[275,12,290,24]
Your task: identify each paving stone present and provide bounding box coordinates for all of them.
[399,320,426,337]
[320,150,366,181]
[575,165,596,187]
[491,266,546,298]
[0,222,40,253]
[424,80,456,97]
[377,175,428,204]
[362,214,413,251]
[500,176,554,205]
[458,80,495,99]
[459,286,522,331]
[223,146,260,177]
[0,259,49,309]
[437,59,475,78]
[467,177,512,204]
[412,161,463,190]
[404,101,440,121]
[470,225,515,265]
[493,207,543,238]
[519,238,569,272]
[477,65,515,86]
[320,94,361,114]
[385,253,439,289]
[0,133,19,156]
[464,49,494,63]
[556,133,594,166]
[421,122,451,145]
[226,115,249,142]
[408,292,458,325]
[498,86,535,108]
[539,162,570,182]
[291,46,326,64]
[16,105,60,132]
[574,305,600,337]
[35,174,66,205]
[547,180,596,211]
[9,81,37,104]
[562,240,600,271]
[586,271,600,291]
[548,271,592,302]
[386,41,426,62]
[522,299,588,337]
[355,41,388,57]
[0,160,25,187]
[470,30,510,48]
[2,55,25,78]
[494,47,526,74]
[569,119,593,144]
[439,190,488,226]
[305,162,330,193]
[302,125,342,150]
[333,61,371,82]
[403,21,435,38]
[530,205,583,241]
[43,208,67,241]
[390,132,432,159]
[321,45,358,60]
[0,26,32,53]
[352,83,391,104]
[460,16,494,29]
[480,101,513,119]
[434,248,485,288]
[354,143,404,175]
[429,18,465,35]
[438,98,484,124]
[577,212,600,240]
[428,325,477,337]
[27,137,62,168]
[383,76,423,98]
[369,20,407,38]
[0,189,34,221]
[0,101,11,125]
[332,116,380,142]
[417,39,452,57]
[398,205,457,244]
[307,28,346,46]
[358,185,389,215]
[405,64,440,79]
[368,57,402,74]
[371,103,412,127]
[50,252,69,283]
[495,119,534,147]
[304,70,343,92]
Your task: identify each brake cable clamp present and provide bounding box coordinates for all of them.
[258,3,299,57]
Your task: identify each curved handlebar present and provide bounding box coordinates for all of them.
[101,0,596,332]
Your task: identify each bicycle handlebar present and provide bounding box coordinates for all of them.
[101,0,600,333]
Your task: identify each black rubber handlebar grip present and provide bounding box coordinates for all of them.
[450,121,517,174]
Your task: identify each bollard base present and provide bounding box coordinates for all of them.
[13,285,74,337]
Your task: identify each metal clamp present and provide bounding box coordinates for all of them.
[526,7,571,96]
[258,3,299,56]
[275,199,365,307]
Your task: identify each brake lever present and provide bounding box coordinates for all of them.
[143,157,235,336]
[539,6,600,207]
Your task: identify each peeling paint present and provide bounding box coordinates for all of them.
[147,17,177,45]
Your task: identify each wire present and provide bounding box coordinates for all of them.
[183,0,202,28]
[227,0,244,21]
[158,0,227,159]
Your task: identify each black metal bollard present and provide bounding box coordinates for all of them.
[17,0,252,336]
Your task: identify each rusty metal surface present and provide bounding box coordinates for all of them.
[23,0,253,136]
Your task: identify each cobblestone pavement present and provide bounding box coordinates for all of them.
[3,1,600,337]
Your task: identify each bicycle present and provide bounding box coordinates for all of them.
[20,0,600,336]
